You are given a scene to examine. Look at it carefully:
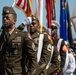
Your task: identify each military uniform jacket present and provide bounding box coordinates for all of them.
[0,28,37,75]
[53,38,66,68]
[47,46,60,75]
[31,31,51,75]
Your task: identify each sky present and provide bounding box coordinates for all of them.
[0,0,76,38]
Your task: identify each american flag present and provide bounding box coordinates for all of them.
[12,0,32,17]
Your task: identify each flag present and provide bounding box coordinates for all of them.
[70,2,76,33]
[60,0,68,41]
[66,1,73,46]
[52,0,56,20]
[26,0,32,17]
[54,0,56,2]
[12,0,32,17]
[34,0,43,33]
[45,0,52,34]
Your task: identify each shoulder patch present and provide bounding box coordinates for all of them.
[47,44,52,51]
[32,43,37,51]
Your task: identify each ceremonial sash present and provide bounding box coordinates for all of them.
[46,46,54,69]
[63,50,68,72]
[57,39,69,72]
[37,34,44,63]
[57,38,63,52]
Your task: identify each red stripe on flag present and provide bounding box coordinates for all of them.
[22,0,26,9]
[16,0,22,6]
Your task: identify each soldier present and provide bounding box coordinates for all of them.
[17,16,61,75]
[0,6,37,75]
[51,20,68,75]
[41,27,60,75]
[64,42,75,75]
[28,15,52,75]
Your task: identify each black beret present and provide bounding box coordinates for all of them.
[2,6,16,15]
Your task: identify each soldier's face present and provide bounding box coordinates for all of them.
[30,20,39,34]
[51,28,57,36]
[2,14,16,28]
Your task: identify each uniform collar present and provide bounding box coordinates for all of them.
[31,31,40,39]
[9,27,15,35]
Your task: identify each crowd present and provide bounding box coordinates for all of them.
[0,6,76,75]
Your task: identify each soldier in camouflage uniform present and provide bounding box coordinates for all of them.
[0,6,37,75]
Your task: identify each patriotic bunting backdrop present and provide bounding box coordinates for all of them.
[12,0,32,17]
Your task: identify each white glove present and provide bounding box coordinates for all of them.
[22,17,32,26]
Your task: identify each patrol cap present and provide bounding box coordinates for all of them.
[51,20,60,29]
[31,15,39,22]
[2,6,16,15]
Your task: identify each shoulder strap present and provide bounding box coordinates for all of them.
[63,50,69,72]
[57,38,63,52]
[37,34,44,63]
[46,46,54,69]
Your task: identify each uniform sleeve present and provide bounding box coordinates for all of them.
[66,54,75,73]
[24,35,37,75]
[47,46,60,75]
[37,34,51,74]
